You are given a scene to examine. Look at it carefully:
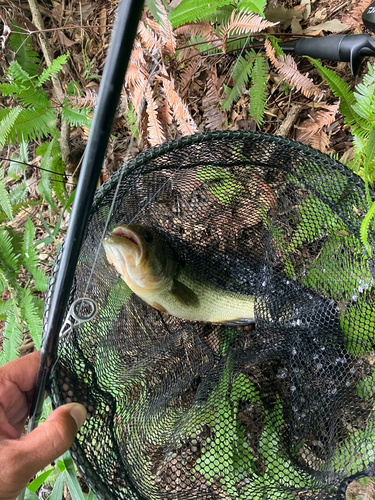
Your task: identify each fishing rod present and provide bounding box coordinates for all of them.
[277,1,375,76]
[16,1,144,499]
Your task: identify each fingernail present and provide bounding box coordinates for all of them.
[70,404,87,430]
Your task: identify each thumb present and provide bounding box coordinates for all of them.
[14,403,87,484]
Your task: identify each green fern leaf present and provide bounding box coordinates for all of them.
[7,60,34,85]
[8,140,29,179]
[9,183,28,205]
[8,21,39,76]
[307,57,368,134]
[0,229,20,280]
[221,50,257,110]
[31,266,49,292]
[17,87,51,109]
[36,140,58,210]
[352,62,375,124]
[236,0,267,16]
[0,168,13,220]
[169,0,233,27]
[249,53,268,126]
[0,107,57,143]
[36,139,67,208]
[21,218,38,270]
[19,288,42,349]
[0,106,22,149]
[2,299,23,363]
[37,53,69,87]
[0,82,24,96]
[61,104,92,128]
[0,298,12,321]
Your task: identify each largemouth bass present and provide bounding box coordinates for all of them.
[103,224,256,325]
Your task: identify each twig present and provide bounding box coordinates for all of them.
[26,0,71,166]
[275,103,303,137]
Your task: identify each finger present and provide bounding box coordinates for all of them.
[3,403,87,492]
[0,351,40,395]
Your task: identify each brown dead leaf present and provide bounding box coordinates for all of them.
[57,31,77,47]
[291,17,303,34]
[265,7,303,29]
[304,19,350,35]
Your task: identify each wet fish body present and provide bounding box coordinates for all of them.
[102,224,255,325]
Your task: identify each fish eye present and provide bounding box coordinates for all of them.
[143,230,153,243]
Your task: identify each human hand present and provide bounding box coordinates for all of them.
[0,351,87,500]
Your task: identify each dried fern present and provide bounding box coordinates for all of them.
[145,84,166,146]
[203,67,224,130]
[265,42,324,101]
[296,104,339,152]
[220,12,276,52]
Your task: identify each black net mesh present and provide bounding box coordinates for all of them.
[43,131,375,500]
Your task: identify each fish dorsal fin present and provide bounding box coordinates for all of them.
[171,280,199,307]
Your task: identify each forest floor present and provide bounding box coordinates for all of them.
[0,0,374,497]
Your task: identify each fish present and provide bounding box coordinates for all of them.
[102,224,256,325]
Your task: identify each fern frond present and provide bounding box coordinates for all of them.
[219,12,276,51]
[8,21,39,77]
[0,298,12,321]
[2,302,23,363]
[169,0,233,28]
[236,0,267,16]
[138,21,159,55]
[20,218,38,271]
[277,55,324,100]
[0,83,23,96]
[36,141,57,210]
[0,167,13,220]
[309,130,331,153]
[31,266,49,292]
[264,38,279,67]
[221,50,256,110]
[0,106,22,149]
[7,61,34,85]
[125,102,139,138]
[16,87,51,109]
[176,22,221,48]
[0,107,57,143]
[249,53,268,126]
[8,140,29,179]
[145,85,166,146]
[61,104,92,128]
[180,47,202,96]
[155,0,176,55]
[19,288,42,349]
[9,183,28,205]
[0,229,20,279]
[296,104,339,148]
[203,67,224,130]
[37,53,69,87]
[307,57,367,131]
[352,62,375,124]
[162,70,198,136]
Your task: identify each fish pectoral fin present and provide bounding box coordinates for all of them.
[171,280,199,307]
[220,318,256,326]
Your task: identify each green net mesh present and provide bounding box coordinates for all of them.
[43,130,375,500]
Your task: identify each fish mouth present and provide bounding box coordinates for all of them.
[109,226,143,261]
